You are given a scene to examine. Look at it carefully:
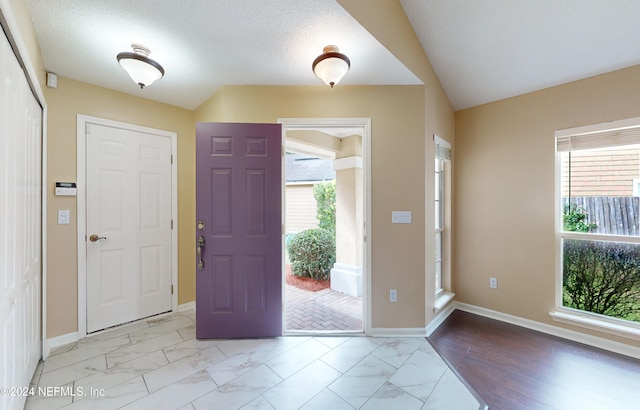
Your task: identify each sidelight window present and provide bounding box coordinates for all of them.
[434,135,451,303]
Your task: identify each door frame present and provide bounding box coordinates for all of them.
[278,118,372,335]
[76,115,178,338]
[1,0,48,361]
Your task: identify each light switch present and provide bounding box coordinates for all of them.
[58,209,70,225]
[392,211,412,224]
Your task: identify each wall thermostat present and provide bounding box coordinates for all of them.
[55,182,77,196]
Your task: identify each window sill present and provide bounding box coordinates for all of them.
[550,310,640,342]
[434,292,455,314]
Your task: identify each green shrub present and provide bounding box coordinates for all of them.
[563,239,640,321]
[563,203,597,232]
[313,181,336,236]
[286,228,336,280]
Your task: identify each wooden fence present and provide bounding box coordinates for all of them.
[563,196,640,236]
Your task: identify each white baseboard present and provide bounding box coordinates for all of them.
[370,327,426,337]
[45,305,194,358]
[456,302,640,360]
[178,301,195,312]
[427,302,456,336]
[45,331,79,358]
[47,331,79,348]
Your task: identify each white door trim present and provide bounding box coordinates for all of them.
[278,117,372,335]
[76,115,178,338]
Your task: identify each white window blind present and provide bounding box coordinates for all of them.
[434,134,451,160]
[556,125,640,152]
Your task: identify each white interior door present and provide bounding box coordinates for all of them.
[0,25,42,410]
[86,123,172,333]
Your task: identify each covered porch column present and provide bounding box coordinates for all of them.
[331,135,363,296]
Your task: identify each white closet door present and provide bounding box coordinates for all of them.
[0,24,42,410]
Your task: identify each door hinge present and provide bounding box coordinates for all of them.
[171,285,174,294]
[171,219,174,229]
[171,154,173,164]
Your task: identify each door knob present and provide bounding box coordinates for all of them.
[89,234,107,242]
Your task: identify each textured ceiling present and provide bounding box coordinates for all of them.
[25,1,640,112]
[25,0,421,110]
[400,0,640,111]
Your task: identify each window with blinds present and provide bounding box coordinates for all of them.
[556,118,640,325]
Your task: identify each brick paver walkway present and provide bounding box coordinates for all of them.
[285,284,363,331]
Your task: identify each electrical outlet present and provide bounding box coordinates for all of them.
[490,277,498,289]
[390,289,397,302]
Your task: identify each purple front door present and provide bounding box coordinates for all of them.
[195,122,282,338]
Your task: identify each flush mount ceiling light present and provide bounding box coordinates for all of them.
[312,45,350,88]
[116,43,164,89]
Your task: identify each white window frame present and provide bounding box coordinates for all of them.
[435,156,445,295]
[434,135,454,312]
[553,117,640,341]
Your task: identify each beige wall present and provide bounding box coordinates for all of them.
[195,85,428,328]
[7,0,46,87]
[7,0,197,339]
[455,65,640,348]
[11,0,640,348]
[198,0,455,329]
[10,0,456,336]
[339,0,455,324]
[44,77,195,337]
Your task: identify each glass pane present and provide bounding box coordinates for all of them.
[435,201,441,227]
[563,239,640,323]
[435,260,442,293]
[561,145,640,236]
[435,231,442,260]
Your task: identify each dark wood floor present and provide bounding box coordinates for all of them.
[428,310,640,410]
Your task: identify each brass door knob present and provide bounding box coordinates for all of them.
[89,234,107,242]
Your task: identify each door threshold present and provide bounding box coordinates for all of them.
[284,329,365,337]
[86,309,174,337]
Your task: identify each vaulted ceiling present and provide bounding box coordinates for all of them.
[25,0,640,111]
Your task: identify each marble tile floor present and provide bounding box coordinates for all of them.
[25,310,482,410]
